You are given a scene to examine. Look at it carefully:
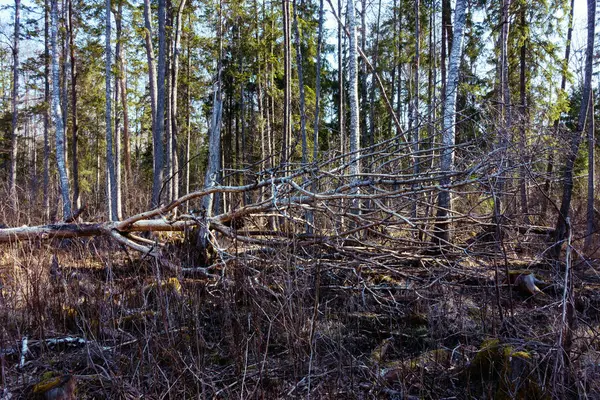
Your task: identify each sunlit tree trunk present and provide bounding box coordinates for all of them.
[202,9,223,218]
[293,0,307,166]
[115,0,130,213]
[9,0,20,210]
[171,0,186,206]
[69,0,80,211]
[518,5,529,224]
[541,0,574,220]
[43,0,50,220]
[433,0,466,244]
[105,0,118,221]
[51,0,72,219]
[347,0,360,181]
[280,0,291,167]
[585,90,595,251]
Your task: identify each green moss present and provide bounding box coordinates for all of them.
[469,339,548,399]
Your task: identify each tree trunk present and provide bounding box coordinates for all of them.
[494,0,512,223]
[51,0,72,220]
[518,5,529,224]
[105,0,118,221]
[412,0,420,219]
[306,0,324,234]
[185,10,191,211]
[145,0,163,208]
[338,0,344,159]
[433,0,466,245]
[347,0,360,181]
[552,0,596,259]
[281,0,292,167]
[585,90,595,251]
[202,1,223,217]
[293,0,307,166]
[69,0,80,212]
[43,0,50,221]
[9,0,20,210]
[359,0,367,152]
[115,0,130,214]
[541,0,574,220]
[171,0,186,206]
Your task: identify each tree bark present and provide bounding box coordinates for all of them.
[433,0,466,244]
[43,0,50,221]
[69,0,80,212]
[9,0,20,210]
[281,0,292,167]
[51,0,72,220]
[105,0,118,221]
[171,0,186,206]
[518,5,529,224]
[541,0,574,220]
[585,90,595,250]
[347,0,360,181]
[293,0,307,166]
[202,1,223,217]
[552,0,596,259]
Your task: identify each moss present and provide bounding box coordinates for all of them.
[469,339,548,399]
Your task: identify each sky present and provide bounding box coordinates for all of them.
[0,0,593,91]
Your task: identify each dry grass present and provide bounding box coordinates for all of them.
[0,225,599,399]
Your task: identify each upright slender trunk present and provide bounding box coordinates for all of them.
[105,0,118,221]
[541,0,574,220]
[585,91,595,250]
[412,0,420,219]
[293,0,307,165]
[518,6,529,224]
[202,1,223,217]
[145,0,163,207]
[494,0,512,223]
[154,0,166,207]
[348,0,360,181]
[115,0,130,210]
[306,0,324,234]
[171,0,186,206]
[368,0,381,149]
[433,0,466,244]
[552,0,596,259]
[440,0,451,112]
[338,0,344,158]
[165,0,173,202]
[69,0,80,211]
[51,0,72,219]
[43,0,50,220]
[185,11,191,207]
[9,0,20,210]
[314,0,324,162]
[359,0,367,152]
[281,0,292,167]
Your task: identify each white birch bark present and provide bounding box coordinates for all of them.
[9,0,20,209]
[434,0,466,243]
[105,0,118,221]
[347,0,360,180]
[51,0,72,219]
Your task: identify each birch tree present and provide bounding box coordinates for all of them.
[347,0,360,181]
[9,0,20,210]
[433,0,467,244]
[51,0,71,219]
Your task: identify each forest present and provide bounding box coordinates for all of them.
[0,0,599,398]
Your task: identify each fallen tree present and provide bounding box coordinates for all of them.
[0,138,557,263]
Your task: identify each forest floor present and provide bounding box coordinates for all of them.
[1,226,600,399]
